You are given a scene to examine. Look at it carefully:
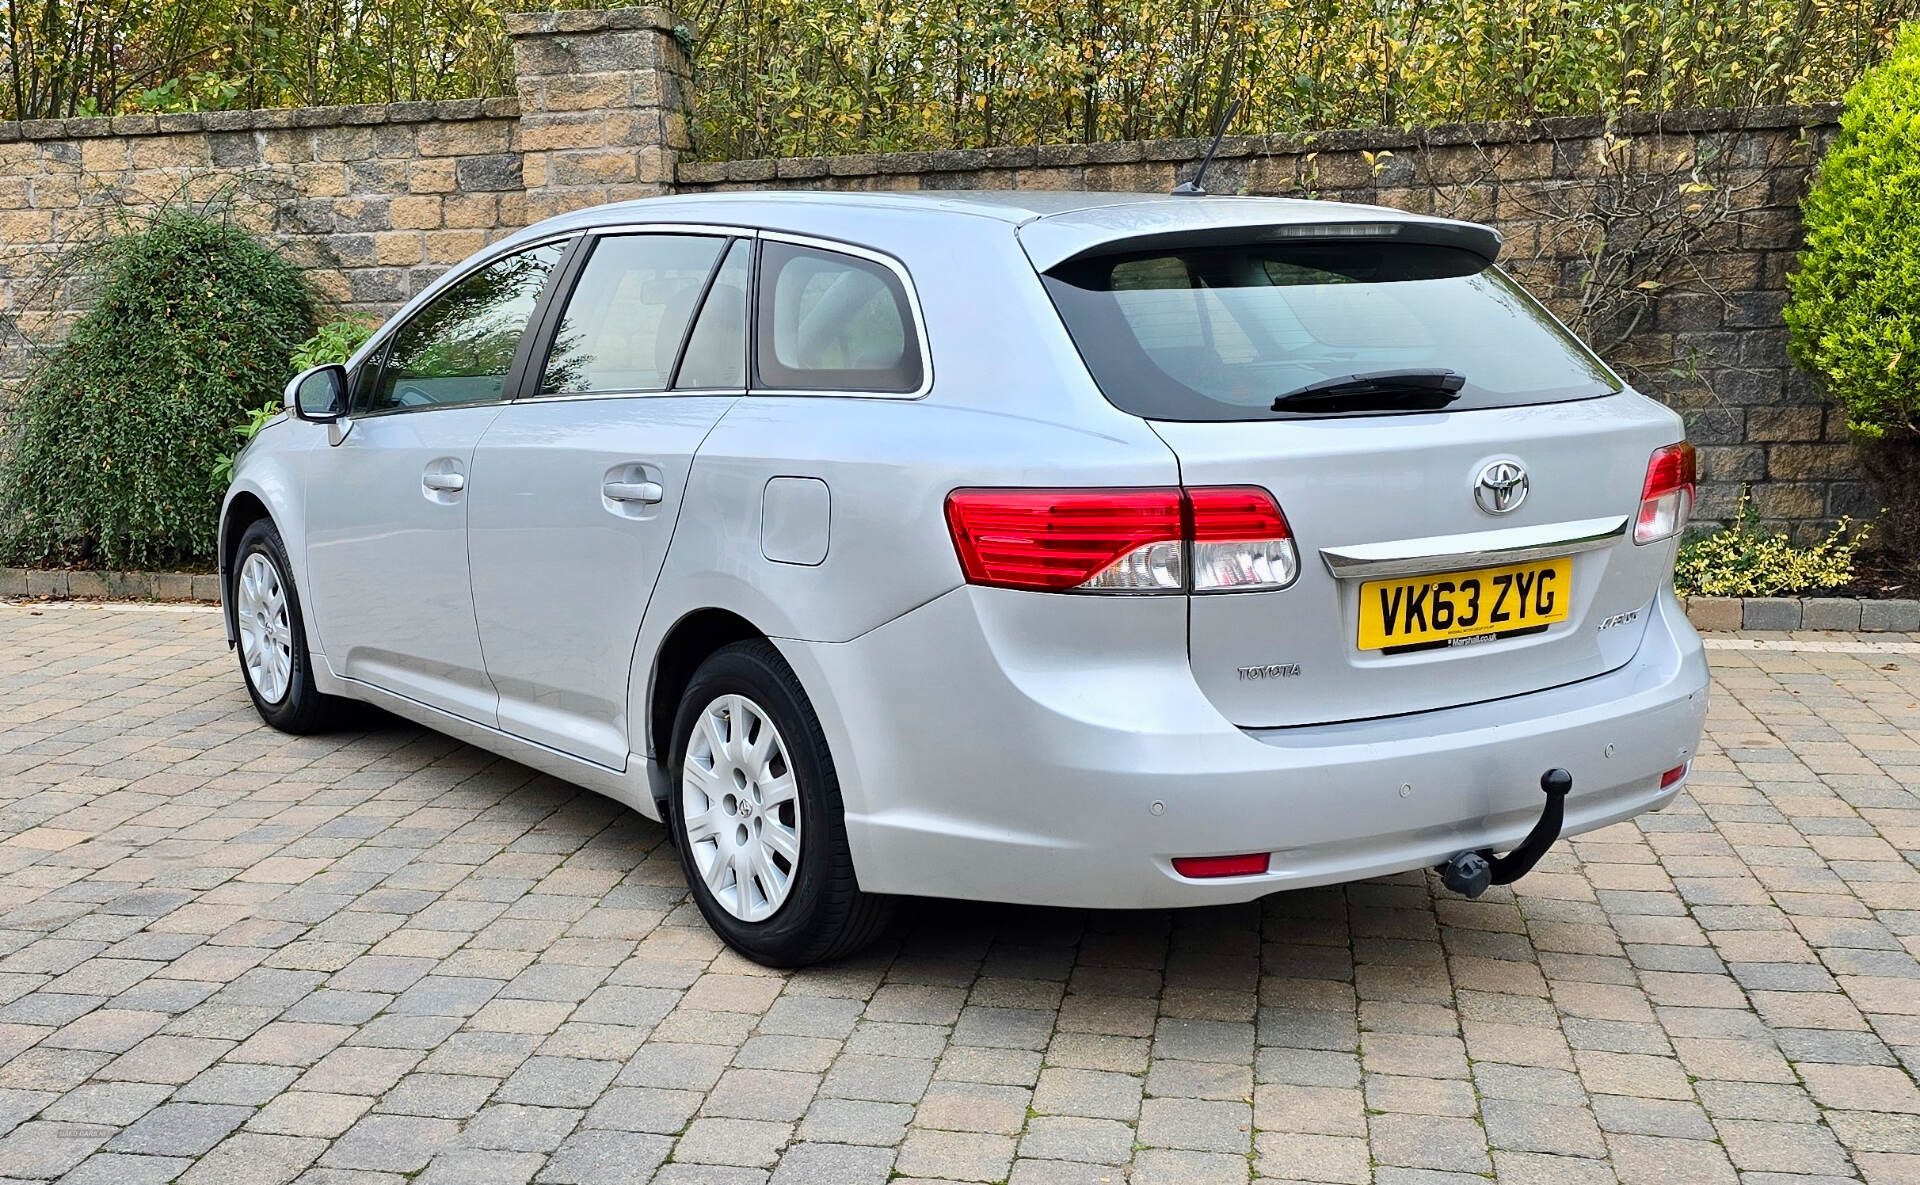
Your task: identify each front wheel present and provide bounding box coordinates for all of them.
[232,518,345,734]
[668,640,892,966]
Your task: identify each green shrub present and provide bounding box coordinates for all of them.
[1675,498,1866,597]
[0,209,316,568]
[1785,21,1920,441]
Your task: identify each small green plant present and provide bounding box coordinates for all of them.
[1675,497,1866,597]
[0,207,316,568]
[292,317,377,370]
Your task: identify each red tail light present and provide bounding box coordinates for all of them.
[945,488,1185,592]
[1660,762,1689,789]
[945,486,1297,594]
[1636,442,1696,545]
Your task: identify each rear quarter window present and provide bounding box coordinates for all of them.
[1043,241,1619,421]
[755,240,923,393]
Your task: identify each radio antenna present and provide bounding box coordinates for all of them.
[1172,98,1241,196]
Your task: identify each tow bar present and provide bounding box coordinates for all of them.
[1438,769,1574,899]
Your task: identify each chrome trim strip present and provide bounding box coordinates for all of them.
[515,388,748,406]
[586,221,762,239]
[1320,515,1629,580]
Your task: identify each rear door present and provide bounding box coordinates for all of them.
[466,231,747,768]
[1038,231,1689,728]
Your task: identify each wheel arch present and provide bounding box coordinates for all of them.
[218,490,274,649]
[646,607,767,771]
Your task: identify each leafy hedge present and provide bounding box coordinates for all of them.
[0,210,316,568]
[689,0,1914,159]
[5,1,1911,154]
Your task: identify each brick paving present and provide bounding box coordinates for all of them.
[1,600,1917,1185]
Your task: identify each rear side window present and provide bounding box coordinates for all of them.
[538,234,728,396]
[1043,241,1619,421]
[756,241,922,393]
[675,238,751,390]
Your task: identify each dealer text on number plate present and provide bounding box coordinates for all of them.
[1357,557,1573,650]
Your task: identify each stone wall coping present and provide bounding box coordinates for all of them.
[0,96,520,144]
[678,101,1843,183]
[1682,594,1920,633]
[502,5,677,35]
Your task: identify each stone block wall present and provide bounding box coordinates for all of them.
[0,5,1861,538]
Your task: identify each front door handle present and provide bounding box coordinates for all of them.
[603,479,664,505]
[423,472,466,493]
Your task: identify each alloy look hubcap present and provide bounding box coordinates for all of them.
[681,693,801,923]
[236,552,294,705]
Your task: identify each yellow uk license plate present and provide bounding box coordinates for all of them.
[1357,557,1573,650]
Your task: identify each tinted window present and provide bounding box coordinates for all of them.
[370,242,564,413]
[1043,242,1619,421]
[675,239,751,390]
[539,234,727,396]
[756,241,921,393]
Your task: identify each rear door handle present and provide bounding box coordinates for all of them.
[422,472,466,493]
[603,479,664,504]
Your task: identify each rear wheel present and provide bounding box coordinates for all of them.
[668,640,891,966]
[232,518,344,734]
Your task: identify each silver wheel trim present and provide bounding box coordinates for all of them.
[681,693,803,923]
[236,551,294,706]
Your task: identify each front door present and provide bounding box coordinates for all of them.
[304,240,568,722]
[468,233,749,767]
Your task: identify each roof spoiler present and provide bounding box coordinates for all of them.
[1029,216,1503,273]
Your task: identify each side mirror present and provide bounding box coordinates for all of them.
[285,364,349,422]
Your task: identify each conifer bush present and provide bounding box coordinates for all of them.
[1785,22,1920,555]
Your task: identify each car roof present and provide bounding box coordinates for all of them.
[517,190,1503,270]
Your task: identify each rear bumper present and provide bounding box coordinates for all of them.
[784,586,1708,909]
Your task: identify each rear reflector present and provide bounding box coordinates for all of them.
[946,486,1297,594]
[1660,762,1689,789]
[1172,853,1271,879]
[1636,442,1696,545]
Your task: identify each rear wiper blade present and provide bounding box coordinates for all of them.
[1271,368,1466,412]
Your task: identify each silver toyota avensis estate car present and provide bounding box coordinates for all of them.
[223,190,1709,965]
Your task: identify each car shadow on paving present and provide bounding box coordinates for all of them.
[1,602,1917,1184]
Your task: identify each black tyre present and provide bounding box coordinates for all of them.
[667,639,892,966]
[231,518,344,734]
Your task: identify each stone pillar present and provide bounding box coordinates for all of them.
[505,6,692,222]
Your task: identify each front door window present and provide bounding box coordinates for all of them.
[368,242,565,413]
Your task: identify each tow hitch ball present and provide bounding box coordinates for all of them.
[1439,769,1574,899]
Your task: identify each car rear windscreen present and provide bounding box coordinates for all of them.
[1041,240,1620,421]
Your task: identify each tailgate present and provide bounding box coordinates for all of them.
[1157,393,1682,727]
